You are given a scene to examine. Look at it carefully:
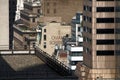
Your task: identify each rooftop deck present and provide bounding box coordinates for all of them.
[0,54,77,80]
[0,55,61,79]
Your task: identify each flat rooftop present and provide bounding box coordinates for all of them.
[0,55,61,79]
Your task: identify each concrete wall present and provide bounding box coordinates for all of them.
[38,22,71,55]
[0,0,9,50]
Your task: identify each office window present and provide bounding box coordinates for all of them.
[78,27,81,31]
[116,50,120,55]
[44,35,46,41]
[97,39,114,45]
[97,50,114,56]
[96,7,114,12]
[44,29,46,32]
[96,29,114,34]
[44,45,46,48]
[97,0,114,1]
[115,39,120,44]
[116,7,120,12]
[116,29,120,34]
[116,18,120,23]
[96,18,114,23]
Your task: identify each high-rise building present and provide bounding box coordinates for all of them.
[67,12,83,70]
[75,0,120,80]
[0,0,16,49]
[41,0,83,24]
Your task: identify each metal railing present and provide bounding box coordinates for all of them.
[0,46,35,55]
[35,46,75,76]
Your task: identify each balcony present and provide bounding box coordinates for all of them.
[67,45,83,52]
[13,24,37,34]
[70,56,83,61]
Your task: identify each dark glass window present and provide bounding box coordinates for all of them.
[97,50,114,56]
[96,18,114,23]
[96,7,114,12]
[32,18,35,22]
[116,50,120,55]
[116,18,120,23]
[78,27,81,31]
[44,29,46,32]
[115,29,120,34]
[116,7,120,12]
[97,0,114,1]
[115,39,120,44]
[44,45,46,48]
[44,35,46,41]
[97,40,114,45]
[96,29,114,34]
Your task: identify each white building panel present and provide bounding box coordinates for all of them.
[71,47,83,51]
[71,56,83,61]
[78,37,83,42]
[0,0,9,50]
[67,46,83,52]
[71,66,76,70]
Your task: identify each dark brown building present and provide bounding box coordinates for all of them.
[41,0,83,24]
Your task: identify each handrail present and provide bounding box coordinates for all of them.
[35,46,73,76]
[35,46,71,70]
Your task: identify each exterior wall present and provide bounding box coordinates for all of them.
[20,1,41,28]
[39,16,62,23]
[83,0,116,68]
[116,1,120,79]
[42,0,83,24]
[75,0,119,80]
[14,1,40,50]
[14,31,24,49]
[38,22,71,55]
[0,0,9,49]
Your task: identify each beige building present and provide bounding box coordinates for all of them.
[75,0,120,80]
[41,0,83,24]
[38,22,71,55]
[0,0,9,49]
[0,0,16,49]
